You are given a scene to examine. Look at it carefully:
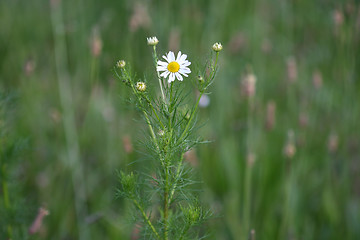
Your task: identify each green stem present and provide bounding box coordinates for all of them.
[280,160,293,238]
[179,91,203,142]
[127,77,160,149]
[214,52,219,71]
[242,96,254,240]
[153,46,166,102]
[168,82,174,129]
[164,164,169,240]
[132,199,161,240]
[144,95,165,130]
[168,155,184,204]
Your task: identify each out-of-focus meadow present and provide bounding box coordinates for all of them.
[1,0,360,239]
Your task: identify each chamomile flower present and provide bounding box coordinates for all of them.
[157,51,191,83]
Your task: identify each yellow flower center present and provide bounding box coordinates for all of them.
[167,61,180,73]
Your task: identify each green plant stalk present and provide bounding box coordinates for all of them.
[128,81,160,150]
[279,162,293,239]
[179,91,203,142]
[168,91,204,206]
[242,96,254,240]
[152,46,166,102]
[168,82,174,128]
[118,67,163,151]
[179,51,219,142]
[163,83,174,240]
[144,95,165,129]
[168,155,183,204]
[1,164,13,239]
[167,91,203,207]
[214,52,219,72]
[132,198,161,240]
[164,161,170,240]
[50,2,89,239]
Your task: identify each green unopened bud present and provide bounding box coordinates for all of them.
[136,82,146,92]
[212,42,223,52]
[184,113,190,120]
[118,171,136,195]
[116,60,126,68]
[181,204,202,225]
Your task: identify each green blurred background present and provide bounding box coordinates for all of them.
[1,0,360,239]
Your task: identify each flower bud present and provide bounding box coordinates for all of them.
[184,112,190,120]
[147,36,159,46]
[29,207,49,235]
[265,100,276,131]
[181,204,202,225]
[197,75,204,83]
[136,82,146,92]
[116,60,126,68]
[241,73,257,98]
[158,129,165,137]
[283,130,296,159]
[119,171,136,195]
[212,42,223,52]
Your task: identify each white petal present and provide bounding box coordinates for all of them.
[168,73,175,83]
[178,69,189,77]
[176,51,182,62]
[180,67,191,74]
[157,66,167,71]
[179,53,188,62]
[175,72,183,81]
[162,54,169,62]
[182,60,191,67]
[160,71,170,78]
[157,60,168,66]
[167,51,175,62]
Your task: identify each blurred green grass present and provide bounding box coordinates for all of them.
[1,0,359,239]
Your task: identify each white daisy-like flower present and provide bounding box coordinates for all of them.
[157,51,191,83]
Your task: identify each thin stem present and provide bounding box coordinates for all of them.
[132,199,161,240]
[127,76,160,149]
[179,91,203,142]
[168,154,184,204]
[164,163,169,240]
[153,45,166,102]
[242,96,254,240]
[214,52,219,71]
[179,51,219,142]
[163,84,174,240]
[168,82,174,129]
[144,95,165,129]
